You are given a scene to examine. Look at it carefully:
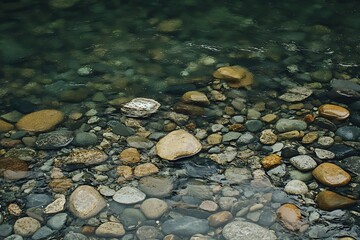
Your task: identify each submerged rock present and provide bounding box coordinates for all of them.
[316,190,356,211]
[222,221,277,240]
[312,163,351,187]
[276,203,304,231]
[279,86,313,102]
[16,109,64,133]
[318,104,350,121]
[121,98,160,117]
[213,65,254,89]
[35,130,73,149]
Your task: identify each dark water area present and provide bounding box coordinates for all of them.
[0,0,360,240]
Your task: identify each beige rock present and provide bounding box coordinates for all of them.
[16,109,64,133]
[65,149,108,165]
[0,119,14,132]
[302,132,318,144]
[157,19,182,32]
[182,91,210,105]
[95,222,125,237]
[119,148,141,164]
[140,198,169,219]
[116,166,133,179]
[213,65,254,89]
[69,185,106,219]
[49,177,73,193]
[134,163,159,177]
[278,130,304,140]
[156,129,202,160]
[14,217,41,237]
[260,129,277,145]
[8,203,22,216]
[316,190,356,211]
[208,211,233,227]
[207,134,222,145]
[261,113,278,123]
[45,195,66,214]
[276,203,303,231]
[312,163,351,187]
[210,90,227,101]
[199,200,219,212]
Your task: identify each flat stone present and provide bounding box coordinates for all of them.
[134,163,159,177]
[275,119,307,133]
[199,200,219,212]
[276,203,303,231]
[140,198,168,219]
[120,208,146,228]
[0,119,14,132]
[69,185,106,219]
[73,132,98,147]
[95,222,125,238]
[126,136,154,149]
[207,133,222,145]
[116,166,133,179]
[284,180,309,195]
[64,149,108,166]
[47,213,68,230]
[222,221,277,240]
[261,154,282,169]
[44,195,66,214]
[49,178,73,193]
[0,157,29,180]
[290,155,317,171]
[222,132,241,142]
[213,66,254,89]
[136,226,164,240]
[261,113,278,123]
[316,190,357,211]
[119,148,141,164]
[181,91,210,105]
[224,167,252,184]
[173,102,205,116]
[208,211,233,227]
[121,98,160,117]
[13,217,41,237]
[302,132,318,144]
[279,87,313,102]
[162,216,209,236]
[336,126,360,141]
[16,109,64,133]
[32,226,53,240]
[156,129,202,160]
[314,148,335,160]
[113,186,146,204]
[35,130,73,149]
[312,163,351,187]
[138,176,173,197]
[318,104,350,121]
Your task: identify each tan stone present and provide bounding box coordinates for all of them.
[261,113,278,123]
[278,130,303,140]
[228,123,245,132]
[14,217,41,237]
[276,203,302,231]
[119,148,141,164]
[207,134,222,145]
[208,211,233,227]
[0,119,14,132]
[316,190,356,211]
[134,163,159,177]
[116,166,133,179]
[95,222,125,237]
[157,19,182,32]
[49,178,73,193]
[213,65,254,89]
[199,200,219,212]
[318,104,350,120]
[140,198,169,219]
[312,163,351,187]
[8,203,22,216]
[173,102,205,116]
[181,91,210,105]
[210,90,227,101]
[16,109,64,133]
[44,195,66,213]
[260,129,277,145]
[261,154,282,169]
[65,149,108,166]
[0,157,29,180]
[302,132,318,144]
[69,185,107,219]
[156,130,202,160]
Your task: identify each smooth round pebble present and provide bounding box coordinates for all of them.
[284,179,309,194]
[113,186,146,204]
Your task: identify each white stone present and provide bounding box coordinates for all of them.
[113,186,146,204]
[284,179,309,195]
[44,195,66,214]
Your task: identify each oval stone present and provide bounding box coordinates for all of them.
[64,149,108,166]
[318,104,350,120]
[275,119,307,133]
[14,217,41,237]
[181,91,210,105]
[95,222,125,238]
[156,129,202,160]
[0,157,29,180]
[16,109,64,133]
[276,203,303,231]
[312,163,351,187]
[113,186,146,204]
[316,190,356,211]
[69,185,106,219]
[290,155,317,171]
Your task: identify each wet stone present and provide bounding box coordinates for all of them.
[73,132,98,146]
[95,222,125,238]
[134,163,159,177]
[64,149,108,166]
[318,104,350,121]
[275,118,307,133]
[312,163,351,187]
[261,154,282,169]
[0,224,13,237]
[302,132,318,144]
[314,148,335,160]
[341,156,360,175]
[127,136,154,149]
[26,194,52,208]
[162,216,209,237]
[0,157,29,180]
[284,179,309,195]
[121,97,160,117]
[120,208,146,229]
[279,86,313,102]
[136,226,164,240]
[260,129,277,145]
[222,221,277,240]
[113,186,146,204]
[208,211,233,227]
[222,132,241,142]
[328,144,357,159]
[0,119,14,132]
[336,126,360,141]
[16,109,64,133]
[316,190,356,211]
[14,217,41,237]
[224,167,252,184]
[317,136,334,147]
[276,203,303,231]
[119,147,141,164]
[108,120,135,136]
[290,155,317,171]
[47,213,68,230]
[236,132,256,146]
[35,130,73,149]
[245,120,263,132]
[181,91,210,105]
[32,226,54,240]
[174,102,205,116]
[140,198,168,219]
[63,232,87,240]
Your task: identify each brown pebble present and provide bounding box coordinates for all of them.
[134,163,159,177]
[208,211,233,227]
[312,163,351,187]
[49,178,73,193]
[277,203,303,231]
[316,190,356,211]
[261,154,282,169]
[0,157,29,180]
[318,104,350,120]
[8,203,22,216]
[119,148,141,165]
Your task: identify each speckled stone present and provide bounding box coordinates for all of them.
[119,148,141,164]
[290,155,317,171]
[261,154,282,169]
[284,180,309,195]
[13,217,41,237]
[64,149,108,166]
[16,109,64,133]
[312,163,351,187]
[222,221,277,240]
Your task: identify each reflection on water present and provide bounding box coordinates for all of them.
[0,0,360,239]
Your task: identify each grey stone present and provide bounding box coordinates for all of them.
[222,221,277,240]
[4,235,23,240]
[73,132,98,146]
[108,120,135,136]
[120,208,146,229]
[32,226,54,240]
[26,194,52,208]
[162,216,209,236]
[236,132,256,146]
[126,136,154,149]
[0,224,13,237]
[290,155,317,171]
[275,118,307,132]
[284,179,309,194]
[136,226,164,240]
[186,183,213,200]
[245,120,263,132]
[225,167,252,184]
[47,213,68,230]
[336,126,360,141]
[63,232,88,240]
[222,132,241,142]
[139,176,174,197]
[113,187,146,204]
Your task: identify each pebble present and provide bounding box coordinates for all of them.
[182,91,210,105]
[4,235,23,240]
[302,132,318,144]
[113,186,146,204]
[0,119,14,132]
[278,87,312,102]
[98,185,116,197]
[73,132,98,146]
[120,208,146,229]
[289,170,313,182]
[136,226,164,240]
[261,113,277,123]
[108,120,135,136]
[275,119,307,132]
[312,163,351,187]
[222,132,241,142]
[156,130,202,160]
[284,179,309,194]
[0,157,29,180]
[15,109,64,133]
[317,136,334,147]
[336,126,360,141]
[139,176,174,197]
[13,217,41,237]
[64,149,108,166]
[199,200,219,212]
[245,120,263,132]
[290,155,317,171]
[140,198,168,219]
[162,216,209,236]
[69,185,106,219]
[47,213,68,230]
[32,226,54,240]
[126,136,154,149]
[0,224,13,237]
[208,211,233,227]
[261,154,282,169]
[121,97,161,117]
[314,148,335,160]
[207,133,222,145]
[260,129,277,145]
[134,163,159,177]
[44,195,66,214]
[225,167,252,184]
[95,222,125,237]
[222,221,277,240]
[276,203,303,231]
[318,104,350,120]
[316,190,357,211]
[236,132,256,146]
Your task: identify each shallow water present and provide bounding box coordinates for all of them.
[1,0,360,240]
